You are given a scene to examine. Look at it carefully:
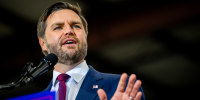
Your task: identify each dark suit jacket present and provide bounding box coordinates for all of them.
[45,66,145,100]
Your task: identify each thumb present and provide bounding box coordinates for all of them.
[97,89,107,100]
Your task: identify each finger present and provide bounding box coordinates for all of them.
[125,74,136,95]
[97,89,107,100]
[135,91,142,100]
[130,80,142,98]
[116,73,128,92]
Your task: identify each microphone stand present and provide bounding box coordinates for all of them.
[0,62,35,90]
[0,53,57,91]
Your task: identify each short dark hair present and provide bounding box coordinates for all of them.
[37,2,88,38]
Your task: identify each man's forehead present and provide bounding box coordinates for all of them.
[46,9,81,24]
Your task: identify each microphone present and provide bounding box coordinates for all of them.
[23,53,58,84]
[0,53,58,90]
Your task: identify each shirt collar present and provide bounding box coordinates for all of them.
[52,60,89,87]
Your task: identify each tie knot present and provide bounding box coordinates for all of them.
[57,74,70,82]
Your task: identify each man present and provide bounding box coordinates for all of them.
[37,2,145,100]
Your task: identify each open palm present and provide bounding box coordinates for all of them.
[97,73,142,100]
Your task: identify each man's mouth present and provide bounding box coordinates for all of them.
[62,39,77,45]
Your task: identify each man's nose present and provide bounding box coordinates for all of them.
[64,26,76,36]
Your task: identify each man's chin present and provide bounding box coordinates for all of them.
[64,49,77,54]
[62,44,77,49]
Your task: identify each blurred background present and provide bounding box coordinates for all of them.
[0,0,199,100]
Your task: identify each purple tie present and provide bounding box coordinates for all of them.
[57,74,70,100]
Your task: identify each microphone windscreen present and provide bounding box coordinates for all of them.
[43,53,58,66]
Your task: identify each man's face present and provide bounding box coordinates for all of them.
[39,9,87,65]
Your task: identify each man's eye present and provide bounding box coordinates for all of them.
[73,25,80,29]
[54,27,62,30]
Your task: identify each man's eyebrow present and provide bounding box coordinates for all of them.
[71,21,82,25]
[50,22,64,28]
[50,21,82,28]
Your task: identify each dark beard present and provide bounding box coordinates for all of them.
[45,40,87,66]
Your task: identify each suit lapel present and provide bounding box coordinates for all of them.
[76,66,104,100]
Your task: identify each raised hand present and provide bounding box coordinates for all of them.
[97,73,142,100]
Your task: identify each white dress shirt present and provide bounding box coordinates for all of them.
[50,61,89,100]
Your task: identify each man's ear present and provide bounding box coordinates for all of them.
[39,37,48,52]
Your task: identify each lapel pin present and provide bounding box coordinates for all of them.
[93,85,98,89]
